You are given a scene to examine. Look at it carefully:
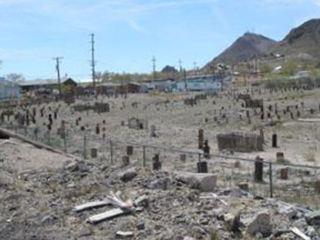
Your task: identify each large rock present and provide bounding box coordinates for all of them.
[243,211,272,237]
[306,210,320,226]
[174,172,217,192]
[118,167,137,182]
[147,177,170,190]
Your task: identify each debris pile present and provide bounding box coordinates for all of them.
[0,158,319,240]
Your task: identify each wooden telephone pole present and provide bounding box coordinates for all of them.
[90,33,96,90]
[53,57,63,99]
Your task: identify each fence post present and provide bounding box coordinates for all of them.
[83,133,87,159]
[143,145,146,167]
[63,130,67,153]
[110,140,113,164]
[48,131,51,145]
[269,162,273,198]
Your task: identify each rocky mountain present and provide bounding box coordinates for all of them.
[204,32,276,68]
[204,18,320,69]
[269,18,320,61]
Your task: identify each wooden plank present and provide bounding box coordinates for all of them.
[298,118,320,123]
[290,227,311,240]
[116,231,134,237]
[73,200,110,212]
[87,208,126,224]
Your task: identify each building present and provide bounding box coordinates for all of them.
[19,78,78,93]
[0,79,21,102]
[143,79,176,92]
[174,75,222,92]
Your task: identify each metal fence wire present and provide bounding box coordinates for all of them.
[1,123,320,207]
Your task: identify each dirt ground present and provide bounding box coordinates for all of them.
[1,86,320,239]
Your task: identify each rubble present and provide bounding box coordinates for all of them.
[243,211,272,237]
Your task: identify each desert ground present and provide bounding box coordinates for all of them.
[0,86,320,239]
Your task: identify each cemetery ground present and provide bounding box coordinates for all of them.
[1,86,320,239]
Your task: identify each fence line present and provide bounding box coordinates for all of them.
[1,123,320,204]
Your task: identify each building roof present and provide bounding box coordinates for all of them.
[19,80,57,87]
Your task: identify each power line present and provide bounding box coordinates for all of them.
[53,57,63,98]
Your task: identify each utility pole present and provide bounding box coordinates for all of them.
[53,57,63,99]
[178,59,183,81]
[152,56,156,81]
[193,61,197,75]
[178,59,182,72]
[90,33,96,90]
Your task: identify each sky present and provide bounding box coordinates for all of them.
[0,0,320,80]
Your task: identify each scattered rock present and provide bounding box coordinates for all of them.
[118,168,137,182]
[243,211,272,237]
[305,210,320,226]
[147,177,170,190]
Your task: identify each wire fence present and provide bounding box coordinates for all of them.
[1,122,320,208]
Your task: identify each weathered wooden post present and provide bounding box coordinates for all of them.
[122,155,130,166]
[127,146,133,156]
[259,128,264,144]
[269,162,273,198]
[142,146,146,168]
[280,168,289,180]
[96,124,100,135]
[110,140,113,164]
[276,152,285,163]
[63,128,67,152]
[203,140,210,159]
[83,133,87,159]
[315,178,320,194]
[198,129,204,150]
[91,148,98,158]
[152,153,161,171]
[254,156,264,182]
[272,134,278,148]
[180,154,186,162]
